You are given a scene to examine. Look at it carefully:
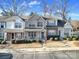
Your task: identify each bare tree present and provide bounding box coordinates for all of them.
[0,0,28,16]
[41,0,50,16]
[41,0,70,20]
[54,0,70,20]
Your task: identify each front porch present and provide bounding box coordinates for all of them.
[24,29,46,41]
[46,27,61,40]
[24,31,46,41]
[6,32,24,42]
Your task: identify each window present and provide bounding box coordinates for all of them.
[0,32,4,38]
[29,24,35,27]
[28,32,36,39]
[0,22,5,29]
[16,33,22,39]
[37,22,43,27]
[15,23,22,28]
[47,20,56,26]
[64,33,69,36]
[48,30,56,35]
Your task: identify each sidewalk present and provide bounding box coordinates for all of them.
[0,47,79,54]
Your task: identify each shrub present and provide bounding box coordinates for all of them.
[71,35,78,41]
[32,40,37,43]
[38,40,43,43]
[72,38,76,41]
[63,36,72,41]
[12,40,15,44]
[12,40,27,44]
[0,39,4,44]
[2,41,7,44]
[54,37,58,41]
[50,38,53,41]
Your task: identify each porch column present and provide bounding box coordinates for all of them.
[44,30,47,40]
[4,33,7,41]
[39,31,41,40]
[22,32,24,40]
[37,32,39,41]
[25,31,28,40]
[14,33,15,40]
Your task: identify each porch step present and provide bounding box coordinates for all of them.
[6,41,12,44]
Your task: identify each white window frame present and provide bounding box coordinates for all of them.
[47,20,56,26]
[15,23,22,28]
[0,32,4,39]
[0,22,5,29]
[37,22,43,27]
[28,32,36,39]
[48,30,56,35]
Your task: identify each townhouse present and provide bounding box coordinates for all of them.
[43,15,72,40]
[0,12,72,43]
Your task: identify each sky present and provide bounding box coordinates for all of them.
[0,0,79,20]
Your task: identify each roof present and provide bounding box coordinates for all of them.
[4,29,24,32]
[43,15,63,20]
[0,16,10,21]
[20,16,30,20]
[28,12,41,20]
[0,16,26,22]
[57,20,66,27]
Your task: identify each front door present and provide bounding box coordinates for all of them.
[41,32,44,39]
[7,33,14,41]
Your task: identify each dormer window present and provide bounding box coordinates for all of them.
[37,22,43,27]
[15,23,22,28]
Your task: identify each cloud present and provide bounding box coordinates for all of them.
[20,1,27,7]
[69,13,79,19]
[69,13,79,17]
[28,1,40,6]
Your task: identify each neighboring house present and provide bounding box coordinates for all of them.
[0,16,25,42]
[64,21,73,37]
[43,15,72,39]
[0,16,9,41]
[24,13,47,41]
[0,12,73,43]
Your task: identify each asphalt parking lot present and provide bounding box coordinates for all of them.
[12,50,79,59]
[0,53,12,59]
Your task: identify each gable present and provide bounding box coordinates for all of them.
[28,16,45,23]
[64,22,72,29]
[15,17,24,23]
[28,12,45,21]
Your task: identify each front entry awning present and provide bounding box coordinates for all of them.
[4,29,24,32]
[24,29,46,32]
